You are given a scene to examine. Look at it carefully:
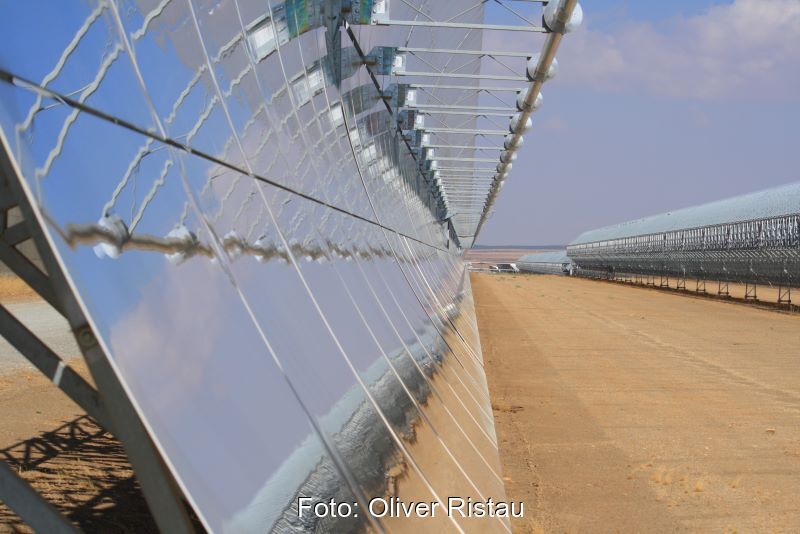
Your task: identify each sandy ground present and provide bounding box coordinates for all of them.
[472,273,800,533]
[0,276,155,532]
[0,276,39,302]
[0,361,157,533]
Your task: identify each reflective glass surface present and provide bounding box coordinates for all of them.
[0,1,509,531]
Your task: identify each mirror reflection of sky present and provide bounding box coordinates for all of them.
[0,1,510,531]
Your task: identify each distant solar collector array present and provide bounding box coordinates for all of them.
[568,183,800,286]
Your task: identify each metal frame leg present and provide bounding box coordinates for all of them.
[0,463,79,533]
[778,286,791,305]
[0,150,195,533]
[718,280,729,296]
[695,278,706,293]
[744,282,758,300]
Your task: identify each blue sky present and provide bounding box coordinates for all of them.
[477,0,800,246]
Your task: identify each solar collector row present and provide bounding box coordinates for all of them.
[567,183,800,286]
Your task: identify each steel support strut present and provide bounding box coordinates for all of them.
[744,282,758,300]
[778,286,792,305]
[0,146,196,533]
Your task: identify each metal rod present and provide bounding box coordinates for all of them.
[396,71,527,82]
[408,83,521,92]
[418,110,513,117]
[437,169,498,174]
[441,180,497,183]
[437,167,496,175]
[410,103,516,111]
[0,304,111,429]
[398,47,533,58]
[435,157,499,162]
[375,20,547,32]
[424,127,508,135]
[0,463,79,533]
[424,144,505,151]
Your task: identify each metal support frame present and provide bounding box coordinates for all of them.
[778,286,792,305]
[410,103,516,112]
[696,278,707,293]
[349,1,582,240]
[435,157,502,162]
[417,109,514,118]
[718,280,730,296]
[567,214,800,287]
[660,275,669,288]
[436,168,497,173]
[440,185,495,190]
[438,175,496,179]
[374,19,546,32]
[744,282,758,300]
[476,0,579,238]
[0,148,195,533]
[676,277,686,291]
[397,47,531,58]
[396,71,527,82]
[424,127,508,135]
[437,168,496,173]
[424,144,504,151]
[407,83,521,92]
[0,463,78,533]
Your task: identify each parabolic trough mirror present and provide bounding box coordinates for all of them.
[0,0,582,531]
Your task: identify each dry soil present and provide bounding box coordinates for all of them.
[473,272,800,533]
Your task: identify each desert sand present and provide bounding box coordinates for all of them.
[473,272,800,533]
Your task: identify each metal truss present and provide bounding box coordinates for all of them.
[352,0,582,242]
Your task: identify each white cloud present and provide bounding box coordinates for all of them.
[557,0,800,100]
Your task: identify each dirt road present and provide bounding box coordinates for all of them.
[472,273,800,533]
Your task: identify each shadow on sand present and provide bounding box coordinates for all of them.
[0,415,158,533]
